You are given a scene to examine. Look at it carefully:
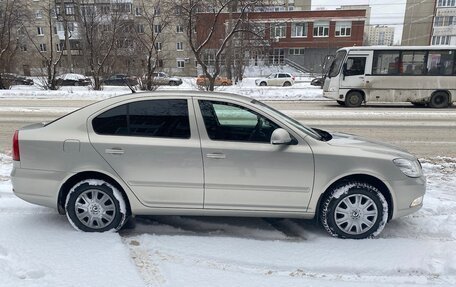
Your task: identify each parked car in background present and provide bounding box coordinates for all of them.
[103,74,138,86]
[255,73,295,87]
[148,72,182,86]
[196,75,232,87]
[311,76,325,88]
[11,91,425,239]
[0,73,34,86]
[56,73,91,86]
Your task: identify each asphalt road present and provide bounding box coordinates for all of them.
[0,99,455,158]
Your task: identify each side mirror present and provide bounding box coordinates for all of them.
[270,128,293,145]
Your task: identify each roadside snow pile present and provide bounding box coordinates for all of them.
[0,78,325,101]
[1,154,455,286]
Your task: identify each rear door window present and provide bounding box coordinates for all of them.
[93,99,190,139]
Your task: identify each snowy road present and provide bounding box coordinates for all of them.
[1,154,455,286]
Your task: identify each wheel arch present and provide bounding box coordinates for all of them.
[57,171,132,215]
[346,89,366,101]
[315,173,393,222]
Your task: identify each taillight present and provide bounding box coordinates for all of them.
[12,130,20,161]
[292,76,295,81]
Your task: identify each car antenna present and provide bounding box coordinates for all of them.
[124,78,136,93]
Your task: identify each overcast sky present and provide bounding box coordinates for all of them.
[312,0,407,44]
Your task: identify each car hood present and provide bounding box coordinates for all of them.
[327,132,415,159]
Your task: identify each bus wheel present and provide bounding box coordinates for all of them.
[429,92,449,108]
[345,91,363,107]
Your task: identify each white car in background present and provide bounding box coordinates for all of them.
[255,73,295,87]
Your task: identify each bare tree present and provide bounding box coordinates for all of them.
[176,0,261,91]
[24,0,63,90]
[133,0,172,91]
[0,0,27,89]
[78,1,127,90]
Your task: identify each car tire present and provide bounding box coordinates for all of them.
[345,91,363,107]
[260,82,267,86]
[320,181,388,239]
[428,92,450,108]
[169,81,177,86]
[283,81,291,87]
[337,100,345,106]
[65,179,128,232]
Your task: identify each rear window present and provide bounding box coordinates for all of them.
[92,99,190,139]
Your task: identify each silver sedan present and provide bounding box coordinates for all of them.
[11,91,426,239]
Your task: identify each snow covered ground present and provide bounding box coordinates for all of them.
[0,77,324,101]
[1,152,455,286]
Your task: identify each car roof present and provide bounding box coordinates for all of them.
[92,90,253,107]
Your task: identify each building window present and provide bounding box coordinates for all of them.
[154,24,162,34]
[37,27,44,36]
[39,43,47,52]
[20,45,27,52]
[176,42,183,51]
[313,21,329,37]
[271,23,286,39]
[36,10,43,19]
[177,59,185,68]
[135,7,142,16]
[56,43,62,52]
[335,21,352,37]
[291,23,307,37]
[155,42,162,51]
[68,22,75,32]
[432,35,450,45]
[434,16,454,27]
[176,25,184,33]
[175,6,182,15]
[154,6,160,15]
[136,24,144,34]
[437,0,456,6]
[157,59,163,68]
[289,48,305,55]
[65,5,75,15]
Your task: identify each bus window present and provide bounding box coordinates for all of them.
[345,57,366,76]
[328,50,347,78]
[427,51,455,75]
[373,51,401,75]
[401,51,426,75]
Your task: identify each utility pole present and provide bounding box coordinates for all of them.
[60,0,73,72]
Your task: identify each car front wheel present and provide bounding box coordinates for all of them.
[259,82,267,86]
[320,182,388,239]
[65,179,128,232]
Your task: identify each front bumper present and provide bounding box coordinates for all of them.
[388,175,426,220]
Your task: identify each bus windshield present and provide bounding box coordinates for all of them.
[328,50,347,78]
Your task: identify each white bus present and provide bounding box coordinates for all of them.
[323,46,456,108]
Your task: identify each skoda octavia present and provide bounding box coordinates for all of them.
[11,91,426,239]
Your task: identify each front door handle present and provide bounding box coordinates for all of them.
[206,153,226,159]
[105,148,124,155]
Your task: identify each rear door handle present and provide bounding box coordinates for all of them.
[206,153,226,159]
[105,148,124,155]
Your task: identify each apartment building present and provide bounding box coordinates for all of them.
[365,25,395,46]
[432,0,456,45]
[402,0,435,45]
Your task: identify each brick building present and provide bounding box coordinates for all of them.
[196,9,366,73]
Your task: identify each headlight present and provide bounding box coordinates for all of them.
[393,158,422,178]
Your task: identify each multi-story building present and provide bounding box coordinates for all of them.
[197,9,366,73]
[365,25,395,46]
[432,0,456,45]
[402,0,435,45]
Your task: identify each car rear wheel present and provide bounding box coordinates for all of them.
[429,92,450,108]
[283,81,291,87]
[345,91,363,107]
[259,82,267,86]
[169,81,177,86]
[65,179,128,232]
[320,182,388,239]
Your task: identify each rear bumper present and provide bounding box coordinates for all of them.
[11,166,72,210]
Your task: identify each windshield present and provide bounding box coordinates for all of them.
[328,50,347,78]
[252,100,322,140]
